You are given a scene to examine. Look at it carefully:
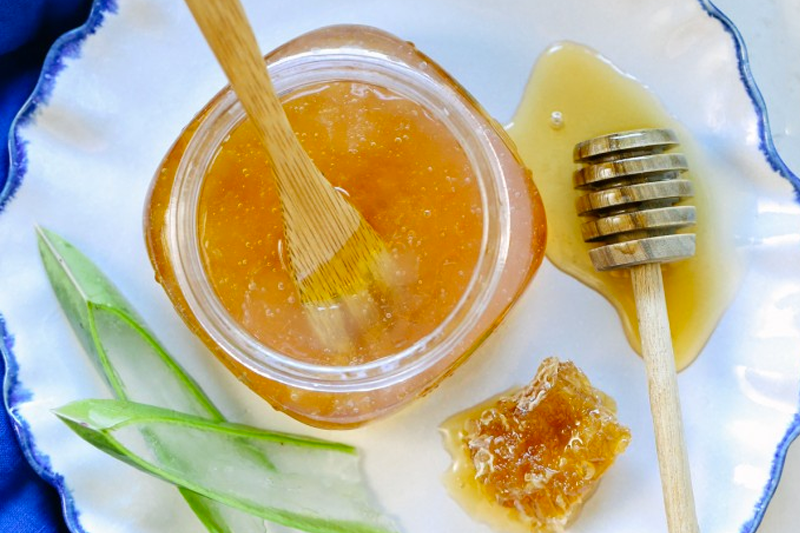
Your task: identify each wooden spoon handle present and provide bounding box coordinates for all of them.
[182,0,336,198]
[183,0,289,158]
[182,0,362,265]
[630,262,700,533]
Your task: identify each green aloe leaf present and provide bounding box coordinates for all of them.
[55,400,398,533]
[37,226,267,533]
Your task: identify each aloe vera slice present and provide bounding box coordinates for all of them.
[37,227,267,533]
[55,399,398,533]
[36,227,217,414]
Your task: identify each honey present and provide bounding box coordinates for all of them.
[507,43,745,369]
[441,358,630,532]
[144,26,546,428]
[197,80,482,365]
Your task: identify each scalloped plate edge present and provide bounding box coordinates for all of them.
[1,4,120,532]
[1,1,798,532]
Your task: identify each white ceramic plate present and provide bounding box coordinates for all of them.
[2,1,799,532]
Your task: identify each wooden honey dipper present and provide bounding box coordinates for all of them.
[573,128,699,533]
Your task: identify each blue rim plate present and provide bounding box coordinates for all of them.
[2,1,799,532]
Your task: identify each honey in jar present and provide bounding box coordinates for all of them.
[198,80,484,366]
[145,26,546,428]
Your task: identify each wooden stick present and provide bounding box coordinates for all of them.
[182,0,391,352]
[182,0,367,282]
[574,129,699,532]
[630,262,700,533]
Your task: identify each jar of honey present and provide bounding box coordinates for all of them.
[145,25,546,428]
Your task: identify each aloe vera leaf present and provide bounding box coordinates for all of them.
[55,399,398,533]
[36,226,218,415]
[91,302,276,533]
[37,227,268,533]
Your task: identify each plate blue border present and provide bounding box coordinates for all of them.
[1,1,798,532]
[701,2,800,531]
[703,1,800,199]
[1,3,119,531]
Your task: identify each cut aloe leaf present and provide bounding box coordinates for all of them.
[37,227,268,533]
[36,226,219,416]
[55,400,398,533]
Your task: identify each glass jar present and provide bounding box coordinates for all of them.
[145,25,546,428]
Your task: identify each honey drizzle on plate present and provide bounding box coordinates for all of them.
[507,42,744,370]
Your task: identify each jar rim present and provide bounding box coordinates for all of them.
[166,27,512,392]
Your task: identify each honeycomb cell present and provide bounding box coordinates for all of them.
[442,357,630,532]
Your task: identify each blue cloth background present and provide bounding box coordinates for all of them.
[1,1,92,531]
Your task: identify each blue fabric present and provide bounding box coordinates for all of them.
[1,2,93,532]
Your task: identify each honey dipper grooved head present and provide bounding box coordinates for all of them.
[573,128,696,272]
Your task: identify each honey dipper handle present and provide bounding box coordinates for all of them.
[630,263,700,533]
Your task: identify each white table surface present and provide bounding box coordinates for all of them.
[713,0,800,530]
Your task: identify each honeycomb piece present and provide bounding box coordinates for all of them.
[449,357,630,532]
